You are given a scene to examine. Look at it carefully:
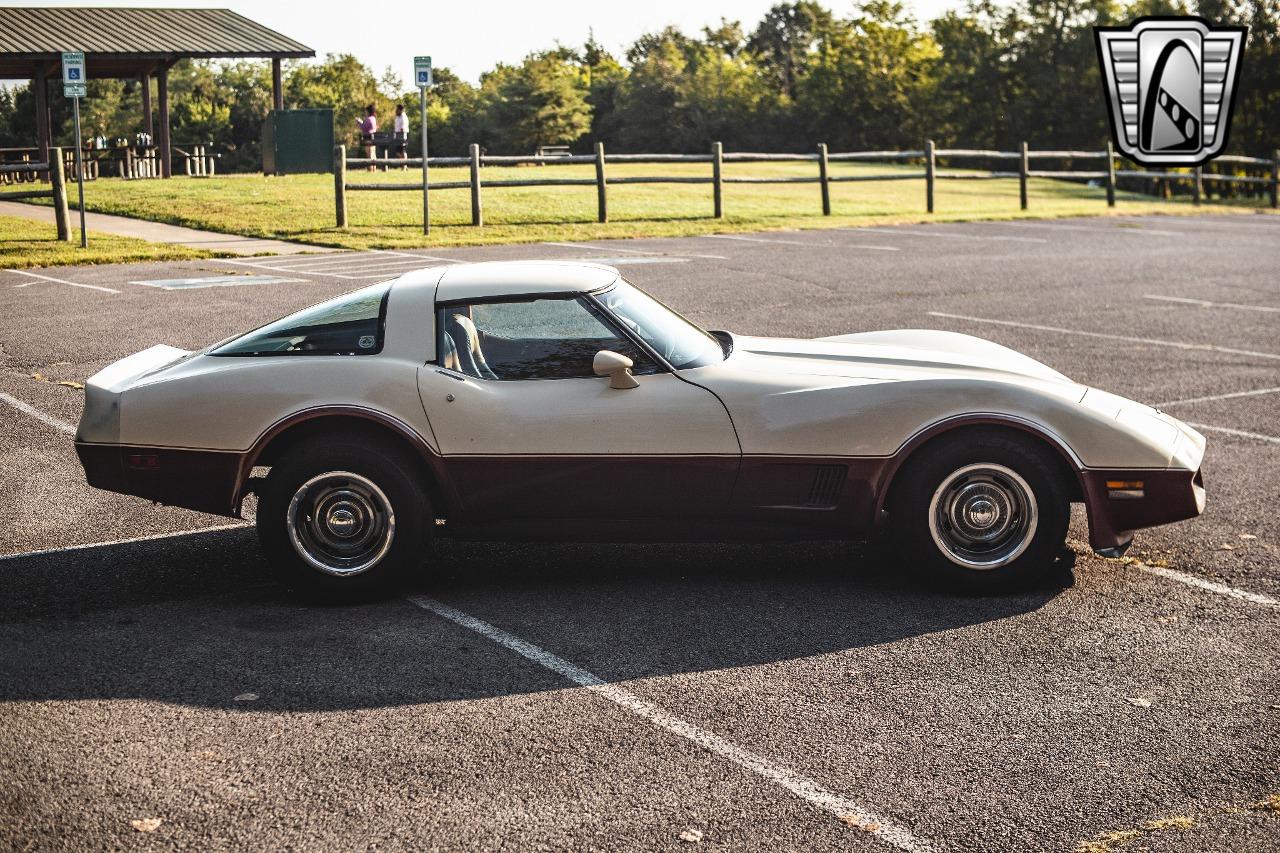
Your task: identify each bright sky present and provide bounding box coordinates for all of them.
[18,0,967,83]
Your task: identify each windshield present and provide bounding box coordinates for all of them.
[211,282,390,356]
[595,281,724,369]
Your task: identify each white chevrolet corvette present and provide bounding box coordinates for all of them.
[76,261,1205,595]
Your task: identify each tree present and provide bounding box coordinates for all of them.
[747,2,835,98]
[479,51,591,152]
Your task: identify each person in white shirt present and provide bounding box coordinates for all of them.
[393,104,409,168]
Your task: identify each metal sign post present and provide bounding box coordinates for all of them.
[414,56,432,236]
[62,51,87,248]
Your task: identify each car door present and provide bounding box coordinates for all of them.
[417,293,740,520]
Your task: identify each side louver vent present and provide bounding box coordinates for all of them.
[805,465,847,507]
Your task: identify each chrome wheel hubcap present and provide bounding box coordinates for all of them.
[928,464,1038,570]
[286,471,395,577]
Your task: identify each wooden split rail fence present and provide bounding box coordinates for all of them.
[0,147,72,240]
[334,140,1280,230]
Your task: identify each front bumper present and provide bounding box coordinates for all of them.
[76,442,245,517]
[1080,466,1206,553]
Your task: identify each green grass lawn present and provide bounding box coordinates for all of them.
[0,214,212,269]
[24,159,1278,254]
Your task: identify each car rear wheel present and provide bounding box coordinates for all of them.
[890,432,1071,589]
[256,437,430,598]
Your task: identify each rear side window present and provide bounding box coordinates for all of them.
[211,283,390,356]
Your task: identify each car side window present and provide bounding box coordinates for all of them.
[437,296,658,381]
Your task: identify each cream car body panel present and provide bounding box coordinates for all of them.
[75,260,1207,554]
[683,332,1195,470]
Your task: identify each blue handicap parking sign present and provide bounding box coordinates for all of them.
[68,68,81,80]
[417,70,429,84]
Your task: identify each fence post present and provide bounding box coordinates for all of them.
[818,143,831,216]
[469,143,483,227]
[712,141,723,219]
[1105,141,1116,207]
[594,142,608,223]
[1271,150,1278,209]
[333,145,347,228]
[1192,167,1202,205]
[925,139,935,213]
[1019,141,1029,210]
[49,147,70,242]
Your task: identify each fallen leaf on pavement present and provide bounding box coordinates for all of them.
[1240,534,1257,540]
[1219,544,1235,551]
[679,828,703,843]
[130,818,162,833]
[839,814,882,832]
[1125,697,1153,708]
[233,693,259,702]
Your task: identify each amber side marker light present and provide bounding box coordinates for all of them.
[1106,480,1144,500]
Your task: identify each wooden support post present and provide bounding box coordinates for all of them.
[469,143,483,226]
[33,65,51,173]
[1018,141,1029,210]
[49,147,70,242]
[1105,141,1116,207]
[818,143,831,216]
[1192,166,1202,205]
[712,141,723,219]
[272,58,284,111]
[1270,150,1279,209]
[157,64,172,178]
[124,146,134,179]
[334,145,347,228]
[140,72,154,139]
[925,139,935,213]
[594,142,608,223]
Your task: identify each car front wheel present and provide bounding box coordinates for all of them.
[256,437,430,598]
[890,432,1071,588]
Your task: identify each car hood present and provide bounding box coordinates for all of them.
[725,329,1076,388]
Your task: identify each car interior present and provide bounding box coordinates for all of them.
[439,303,656,381]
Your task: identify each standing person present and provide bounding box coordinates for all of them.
[393,104,409,169]
[356,104,377,171]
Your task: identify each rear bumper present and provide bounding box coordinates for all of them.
[1080,467,1206,553]
[76,442,244,517]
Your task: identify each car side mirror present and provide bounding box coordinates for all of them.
[593,350,640,390]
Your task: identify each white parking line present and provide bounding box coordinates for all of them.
[1144,294,1280,314]
[286,259,437,276]
[1158,387,1280,407]
[409,596,935,853]
[8,269,120,294]
[1001,221,1183,237]
[850,227,1047,244]
[928,312,1280,362]
[546,241,729,260]
[0,391,77,435]
[706,234,900,251]
[1137,564,1279,607]
[0,523,251,564]
[1184,422,1280,445]
[213,258,406,280]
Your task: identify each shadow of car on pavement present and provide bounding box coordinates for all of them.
[0,527,1074,711]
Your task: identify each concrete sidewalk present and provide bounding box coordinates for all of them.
[0,200,332,256]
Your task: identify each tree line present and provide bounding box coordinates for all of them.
[1,0,1276,172]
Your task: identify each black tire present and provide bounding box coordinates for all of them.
[889,430,1071,589]
[256,436,431,599]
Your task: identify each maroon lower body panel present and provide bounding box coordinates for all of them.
[1078,467,1206,553]
[76,442,244,517]
[441,455,739,520]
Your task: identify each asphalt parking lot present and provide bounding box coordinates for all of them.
[2,214,1278,851]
